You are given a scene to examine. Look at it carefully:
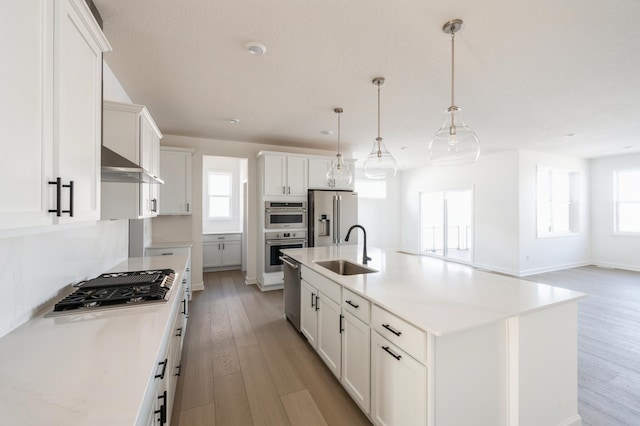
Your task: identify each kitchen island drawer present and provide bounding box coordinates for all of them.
[301,265,341,303]
[342,288,370,324]
[372,305,426,363]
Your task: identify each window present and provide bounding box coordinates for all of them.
[420,189,473,263]
[354,179,386,199]
[207,172,232,219]
[536,166,579,236]
[614,169,640,234]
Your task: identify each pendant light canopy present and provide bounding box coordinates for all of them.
[326,108,353,188]
[427,19,480,166]
[364,77,397,180]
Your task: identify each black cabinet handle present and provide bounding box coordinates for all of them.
[182,299,187,315]
[155,358,168,379]
[155,390,167,425]
[311,292,315,308]
[176,327,183,337]
[63,180,73,217]
[175,364,182,377]
[339,314,344,333]
[315,294,319,311]
[48,178,62,216]
[382,345,402,361]
[152,198,158,213]
[382,323,402,336]
[346,300,359,309]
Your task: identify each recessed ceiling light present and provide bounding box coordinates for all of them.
[227,118,240,124]
[564,133,577,138]
[245,42,266,56]
[623,145,633,149]
[321,130,334,135]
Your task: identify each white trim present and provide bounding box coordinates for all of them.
[592,261,640,273]
[517,261,591,277]
[191,280,204,292]
[507,317,519,426]
[557,414,583,426]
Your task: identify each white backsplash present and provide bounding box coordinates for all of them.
[0,220,129,337]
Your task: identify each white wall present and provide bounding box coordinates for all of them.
[590,153,640,271]
[400,151,521,275]
[152,134,336,290]
[202,156,245,234]
[517,150,590,275]
[355,170,401,248]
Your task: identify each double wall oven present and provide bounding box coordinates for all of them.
[264,201,307,273]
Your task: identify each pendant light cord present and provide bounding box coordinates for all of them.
[450,30,455,108]
[337,111,341,155]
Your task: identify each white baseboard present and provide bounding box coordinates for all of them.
[192,281,204,291]
[592,261,640,272]
[473,262,520,277]
[245,276,257,285]
[557,414,582,426]
[518,261,591,277]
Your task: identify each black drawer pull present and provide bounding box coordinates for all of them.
[346,300,359,309]
[382,345,402,361]
[311,292,315,308]
[176,327,183,337]
[382,323,402,336]
[339,314,344,333]
[48,178,62,216]
[315,294,319,311]
[155,358,168,379]
[175,364,182,377]
[155,390,167,424]
[62,180,74,217]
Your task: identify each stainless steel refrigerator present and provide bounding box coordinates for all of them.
[308,190,358,246]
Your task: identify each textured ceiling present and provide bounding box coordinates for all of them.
[93,0,640,170]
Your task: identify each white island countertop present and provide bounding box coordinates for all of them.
[0,255,188,426]
[282,246,585,336]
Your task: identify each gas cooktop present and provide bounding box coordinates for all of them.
[47,269,175,316]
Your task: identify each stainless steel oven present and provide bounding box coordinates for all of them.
[265,201,306,229]
[265,231,306,273]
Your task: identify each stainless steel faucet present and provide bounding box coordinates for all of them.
[345,224,372,265]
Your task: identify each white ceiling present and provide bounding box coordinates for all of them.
[94,0,640,170]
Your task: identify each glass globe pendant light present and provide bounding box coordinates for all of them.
[326,108,353,188]
[427,19,480,166]
[364,77,397,179]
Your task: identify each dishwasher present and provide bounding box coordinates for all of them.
[280,254,301,332]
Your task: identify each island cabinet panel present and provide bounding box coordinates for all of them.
[371,332,427,426]
[317,293,342,379]
[300,280,319,349]
[372,305,427,364]
[341,310,371,414]
[342,288,370,323]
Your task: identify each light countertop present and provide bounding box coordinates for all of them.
[0,255,188,426]
[146,240,193,249]
[281,246,585,336]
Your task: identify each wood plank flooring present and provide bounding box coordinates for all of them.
[171,270,371,426]
[173,266,640,426]
[524,266,640,426]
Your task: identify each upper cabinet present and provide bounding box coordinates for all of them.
[0,0,110,231]
[308,157,356,191]
[101,101,163,220]
[262,154,308,197]
[159,147,193,215]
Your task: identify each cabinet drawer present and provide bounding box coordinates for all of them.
[372,305,426,363]
[145,246,190,257]
[342,288,370,324]
[203,233,241,242]
[301,266,341,303]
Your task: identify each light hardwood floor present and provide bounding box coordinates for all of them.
[525,266,640,426]
[171,270,371,426]
[173,266,640,426]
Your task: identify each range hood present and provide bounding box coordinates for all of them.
[101,145,164,184]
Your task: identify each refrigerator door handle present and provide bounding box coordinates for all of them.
[332,196,338,244]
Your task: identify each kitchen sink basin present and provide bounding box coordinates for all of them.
[314,259,378,276]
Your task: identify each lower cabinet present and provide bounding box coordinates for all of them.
[300,280,318,349]
[316,293,342,379]
[341,310,371,413]
[203,234,242,269]
[145,245,192,300]
[371,332,427,426]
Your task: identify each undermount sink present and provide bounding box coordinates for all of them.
[315,259,378,276]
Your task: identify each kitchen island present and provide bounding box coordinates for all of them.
[282,245,585,426]
[0,255,189,426]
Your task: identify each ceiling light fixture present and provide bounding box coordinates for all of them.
[227,118,240,124]
[245,42,266,56]
[364,77,397,179]
[326,108,353,188]
[427,19,480,166]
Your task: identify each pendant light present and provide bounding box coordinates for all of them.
[364,77,398,179]
[427,19,480,166]
[326,108,353,188]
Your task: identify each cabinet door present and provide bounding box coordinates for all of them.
[159,148,192,215]
[371,332,427,426]
[139,116,155,217]
[300,280,318,349]
[317,293,342,379]
[203,242,222,268]
[263,155,286,196]
[308,158,333,190]
[53,0,105,223]
[342,311,371,413]
[221,241,242,266]
[286,156,308,196]
[0,1,52,230]
[149,132,160,216]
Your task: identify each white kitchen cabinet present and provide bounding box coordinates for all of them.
[341,310,371,413]
[300,280,318,349]
[159,147,193,215]
[308,157,356,191]
[101,101,163,220]
[0,0,110,231]
[203,234,242,269]
[371,332,427,426]
[261,154,307,196]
